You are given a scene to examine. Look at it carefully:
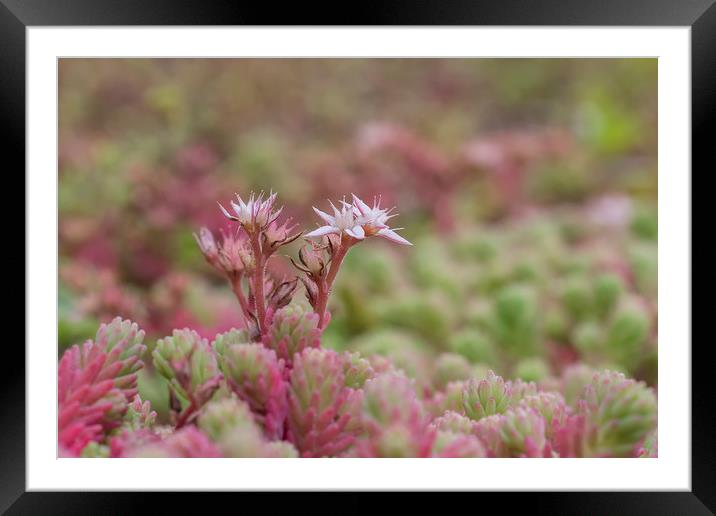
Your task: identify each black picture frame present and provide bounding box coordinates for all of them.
[4,1,711,513]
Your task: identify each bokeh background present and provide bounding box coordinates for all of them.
[59,58,657,417]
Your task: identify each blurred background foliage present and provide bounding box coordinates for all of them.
[59,59,657,418]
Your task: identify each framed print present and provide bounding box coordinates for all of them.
[4,0,712,512]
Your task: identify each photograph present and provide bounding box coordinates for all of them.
[56,57,659,459]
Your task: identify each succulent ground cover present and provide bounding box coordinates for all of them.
[58,59,656,458]
[59,191,657,458]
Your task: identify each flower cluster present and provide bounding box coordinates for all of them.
[196,192,410,336]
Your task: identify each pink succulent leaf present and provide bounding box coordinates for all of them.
[198,397,297,457]
[213,335,289,440]
[152,328,220,403]
[356,373,435,457]
[432,431,488,458]
[58,318,146,455]
[287,349,362,457]
[262,305,322,366]
[124,426,222,458]
[109,428,162,457]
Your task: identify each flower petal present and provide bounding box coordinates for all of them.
[230,200,245,217]
[305,225,338,238]
[376,228,412,246]
[341,199,361,216]
[351,194,372,216]
[346,225,365,240]
[218,202,238,221]
[328,200,342,219]
[312,207,335,225]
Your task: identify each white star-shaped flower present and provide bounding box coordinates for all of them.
[218,191,282,231]
[349,194,412,246]
[305,200,366,240]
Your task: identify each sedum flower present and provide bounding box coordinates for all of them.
[193,227,219,265]
[293,242,327,278]
[267,277,299,313]
[305,200,365,240]
[349,194,412,246]
[194,226,252,276]
[262,218,301,255]
[219,191,283,233]
[217,229,253,275]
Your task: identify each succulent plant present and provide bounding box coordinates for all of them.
[153,328,222,426]
[198,397,297,457]
[214,338,287,439]
[57,185,658,460]
[638,429,658,458]
[434,353,474,390]
[561,363,598,407]
[358,373,435,457]
[124,426,221,458]
[518,391,568,439]
[578,370,657,457]
[472,414,508,458]
[342,352,376,389]
[430,411,475,434]
[287,348,362,457]
[499,407,550,457]
[462,371,513,421]
[262,304,322,365]
[122,395,157,431]
[58,318,146,455]
[432,431,488,458]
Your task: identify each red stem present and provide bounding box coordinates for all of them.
[175,398,197,429]
[249,233,268,336]
[316,236,351,329]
